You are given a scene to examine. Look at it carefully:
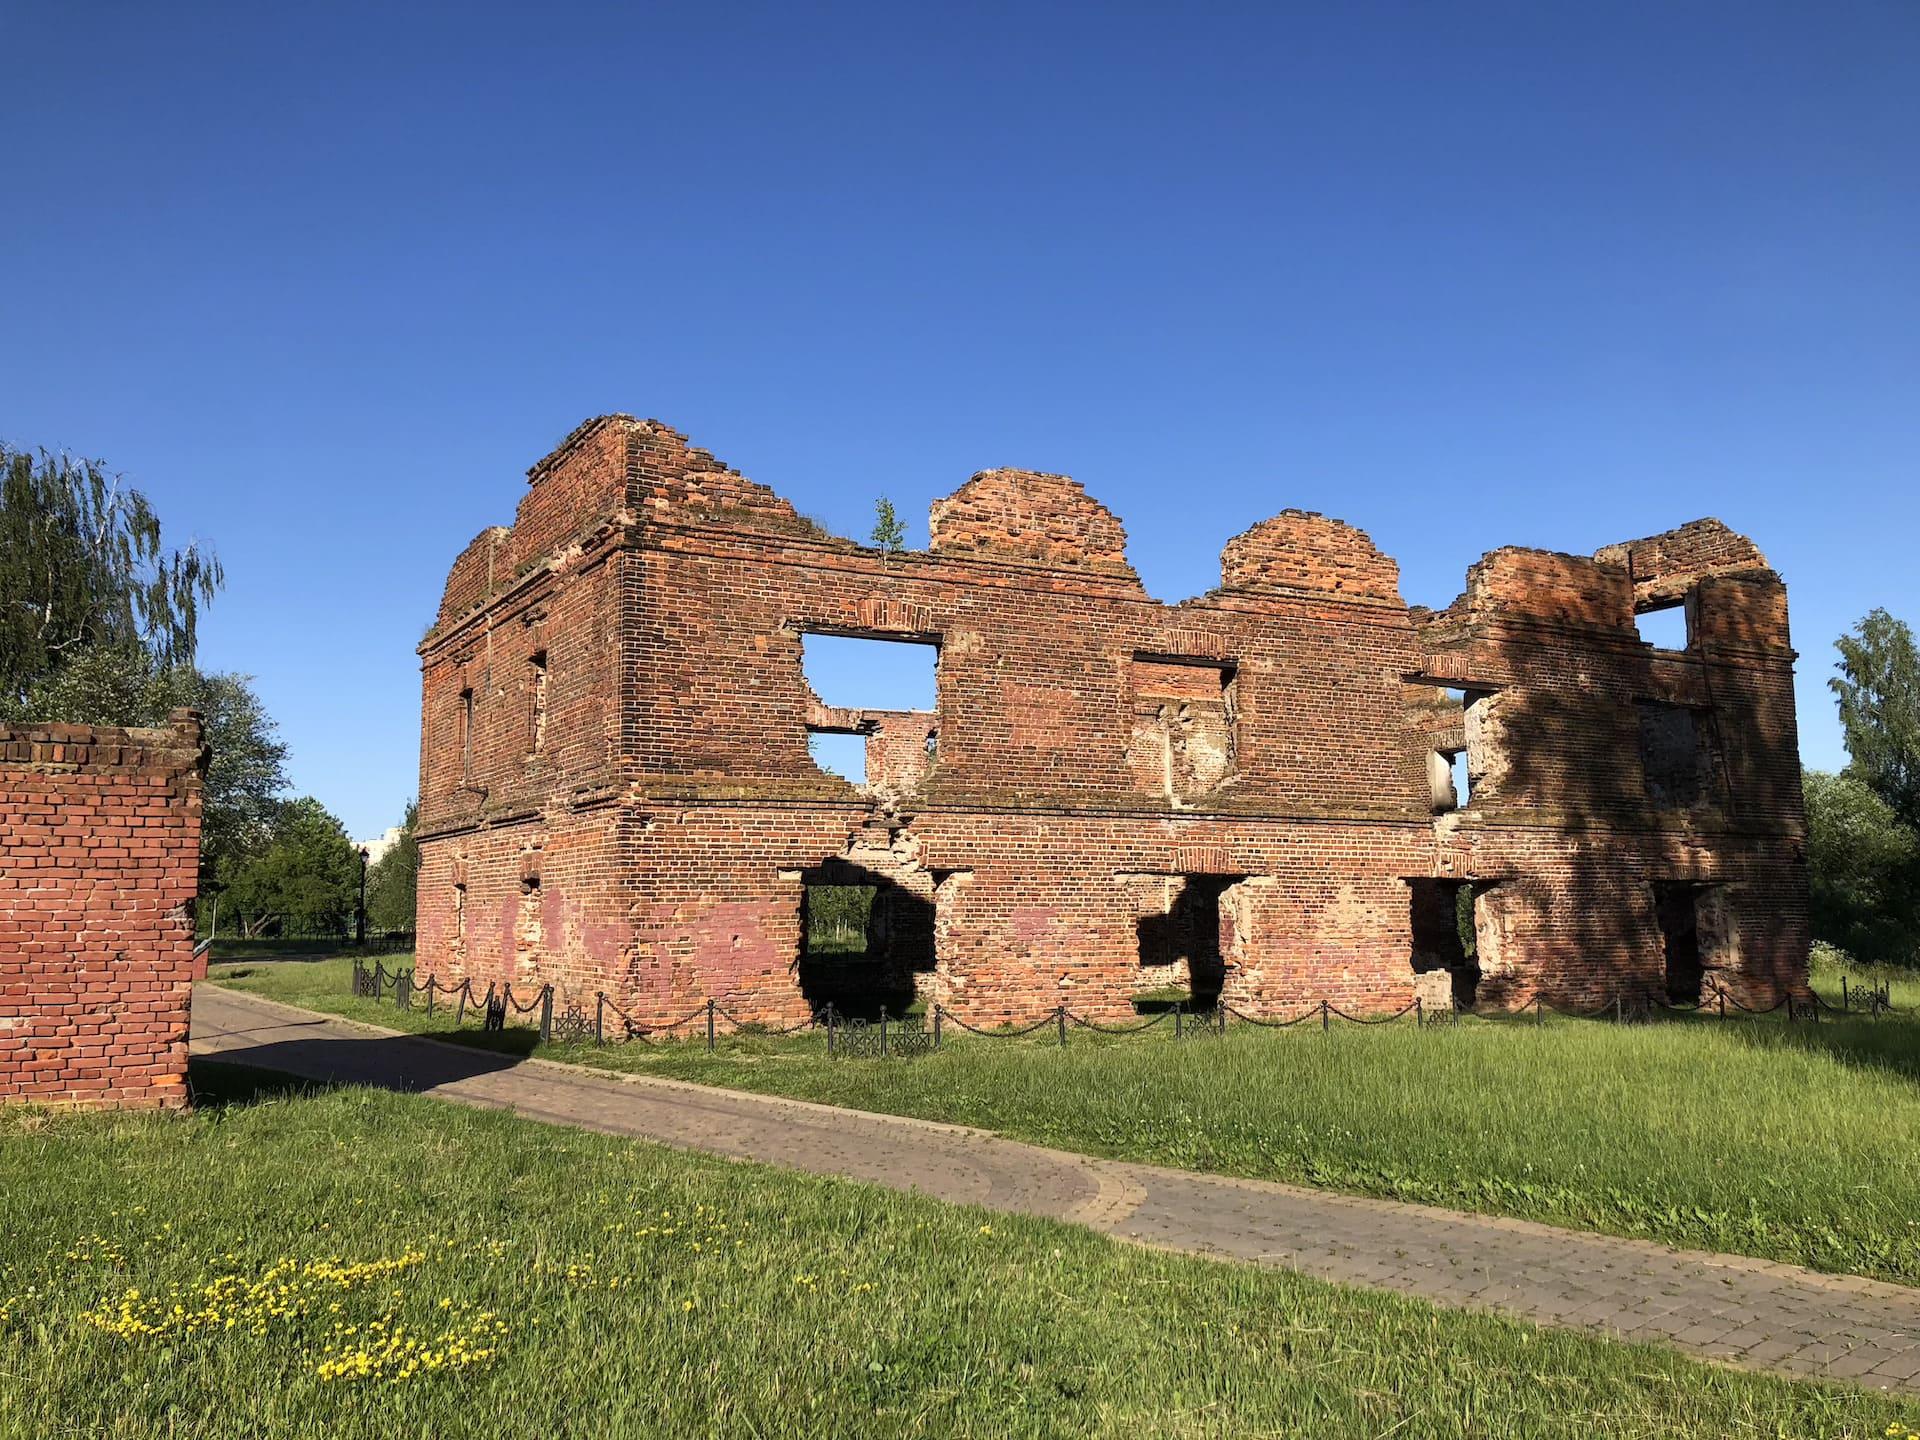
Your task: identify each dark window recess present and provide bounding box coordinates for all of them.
[1655,882,1705,1005]
[1408,878,1481,1009]
[1637,702,1712,807]
[459,688,475,780]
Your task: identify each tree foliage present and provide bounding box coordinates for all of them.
[1831,608,1920,830]
[364,799,419,932]
[869,497,907,553]
[2,445,222,709]
[4,645,289,891]
[217,796,361,938]
[1808,607,1920,967]
[1803,769,1918,964]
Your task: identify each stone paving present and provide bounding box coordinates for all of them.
[191,985,1920,1394]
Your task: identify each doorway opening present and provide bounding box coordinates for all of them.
[1408,878,1482,1009]
[797,860,935,1020]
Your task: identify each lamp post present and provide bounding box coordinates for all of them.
[356,846,369,946]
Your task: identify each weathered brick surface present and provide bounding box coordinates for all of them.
[416,416,1808,1024]
[1,711,207,1109]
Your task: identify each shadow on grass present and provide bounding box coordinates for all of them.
[1721,1012,1920,1087]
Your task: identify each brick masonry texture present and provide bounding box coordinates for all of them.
[415,417,1808,1026]
[1,711,207,1109]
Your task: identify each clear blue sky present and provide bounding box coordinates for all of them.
[4,1,1915,838]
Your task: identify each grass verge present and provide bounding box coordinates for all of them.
[3,1061,1917,1439]
[208,955,1920,1287]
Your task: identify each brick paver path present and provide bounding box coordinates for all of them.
[192,986,1920,1393]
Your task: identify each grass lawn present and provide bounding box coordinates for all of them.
[4,1063,1917,1439]
[208,955,1920,1288]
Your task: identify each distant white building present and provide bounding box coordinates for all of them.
[355,825,406,868]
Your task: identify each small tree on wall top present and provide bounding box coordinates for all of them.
[869,497,906,554]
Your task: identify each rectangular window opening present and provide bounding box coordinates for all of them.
[459,687,475,781]
[529,651,548,756]
[800,632,939,790]
[807,730,868,786]
[1128,656,1238,802]
[1637,701,1711,808]
[1635,602,1690,651]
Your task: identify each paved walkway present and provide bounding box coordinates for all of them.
[191,985,1920,1394]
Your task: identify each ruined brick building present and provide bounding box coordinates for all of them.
[415,416,1807,1025]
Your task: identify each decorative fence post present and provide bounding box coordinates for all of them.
[1174,1002,1183,1039]
[880,1008,890,1058]
[1057,1006,1067,1047]
[827,1003,836,1057]
[933,1005,943,1051]
[1614,994,1623,1025]
[1216,1003,1226,1037]
[540,986,554,1044]
[595,993,605,1045]
[1718,988,1727,1019]
[1414,997,1423,1029]
[1321,999,1330,1033]
[426,979,435,1017]
[706,999,716,1053]
[1842,976,1850,1012]
[1534,997,1544,1027]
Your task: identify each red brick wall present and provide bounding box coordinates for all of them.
[414,416,1808,1024]
[1,711,206,1109]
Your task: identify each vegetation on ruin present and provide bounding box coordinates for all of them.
[212,954,1920,1290]
[4,1061,1915,1439]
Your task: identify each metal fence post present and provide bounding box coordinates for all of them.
[1174,1003,1183,1039]
[881,1008,890,1057]
[456,981,468,1026]
[933,1005,943,1051]
[1842,976,1850,1012]
[426,979,435,1017]
[1535,997,1544,1027]
[707,999,716,1052]
[595,993,605,1045]
[1614,994,1623,1025]
[1057,1006,1067,1047]
[1321,999,1330,1033]
[1217,1003,1226,1036]
[1718,988,1727,1019]
[827,1003,836,1057]
[540,986,553,1044]
[1414,997,1422,1029]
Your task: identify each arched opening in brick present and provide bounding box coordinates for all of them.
[796,859,935,1020]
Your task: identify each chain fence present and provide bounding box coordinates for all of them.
[346,956,1910,1059]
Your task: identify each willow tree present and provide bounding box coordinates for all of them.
[1,444,222,707]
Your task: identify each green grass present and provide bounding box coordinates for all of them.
[210,955,1920,1287]
[3,1063,1916,1439]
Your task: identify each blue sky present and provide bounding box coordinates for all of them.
[3,1,1914,837]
